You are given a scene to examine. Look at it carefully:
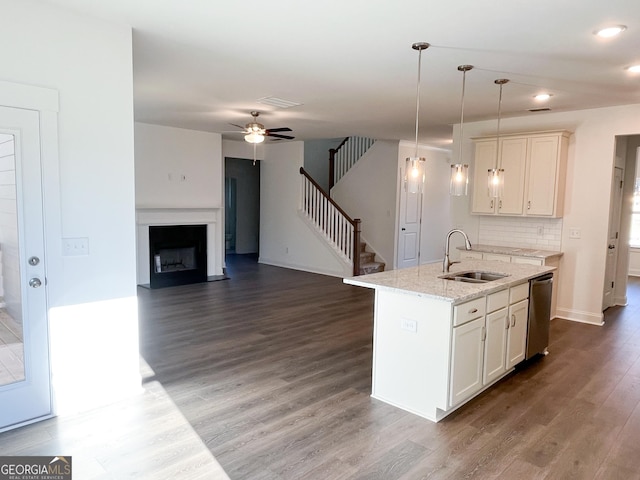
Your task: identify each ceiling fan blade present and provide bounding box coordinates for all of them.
[265,127,292,133]
[267,133,295,140]
[229,123,246,129]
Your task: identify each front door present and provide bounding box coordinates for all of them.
[0,106,51,430]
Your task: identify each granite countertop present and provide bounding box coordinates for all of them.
[343,259,555,304]
[460,244,563,259]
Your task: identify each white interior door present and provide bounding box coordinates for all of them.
[0,106,51,430]
[397,164,422,269]
[603,166,623,310]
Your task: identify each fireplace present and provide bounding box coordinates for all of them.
[149,224,207,288]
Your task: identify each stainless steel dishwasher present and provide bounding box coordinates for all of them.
[525,273,553,359]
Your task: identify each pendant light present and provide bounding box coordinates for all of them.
[488,78,509,198]
[405,42,430,194]
[450,65,473,196]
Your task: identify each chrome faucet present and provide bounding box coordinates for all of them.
[443,229,472,272]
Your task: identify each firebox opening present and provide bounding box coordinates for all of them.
[149,224,207,288]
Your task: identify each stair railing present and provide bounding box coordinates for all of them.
[300,167,361,276]
[329,136,376,189]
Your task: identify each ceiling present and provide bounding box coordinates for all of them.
[41,0,640,147]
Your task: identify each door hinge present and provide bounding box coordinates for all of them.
[612,281,615,288]
[616,232,619,239]
[620,180,624,189]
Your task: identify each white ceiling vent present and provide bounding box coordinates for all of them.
[258,96,302,109]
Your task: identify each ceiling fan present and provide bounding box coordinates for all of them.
[230,111,295,144]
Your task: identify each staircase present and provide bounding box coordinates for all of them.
[359,242,385,275]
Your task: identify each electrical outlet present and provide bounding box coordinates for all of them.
[537,226,544,236]
[569,228,581,239]
[401,318,418,333]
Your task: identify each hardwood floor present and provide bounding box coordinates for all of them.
[2,258,640,479]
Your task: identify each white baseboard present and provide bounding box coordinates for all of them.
[258,256,349,278]
[555,308,604,326]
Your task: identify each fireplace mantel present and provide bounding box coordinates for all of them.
[135,207,223,285]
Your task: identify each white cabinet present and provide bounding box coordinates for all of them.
[498,137,527,215]
[449,283,530,407]
[450,316,485,406]
[525,134,569,217]
[507,299,528,368]
[471,131,570,218]
[506,283,529,368]
[483,290,509,385]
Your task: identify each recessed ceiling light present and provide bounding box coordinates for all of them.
[626,65,640,73]
[594,25,627,38]
[534,93,552,101]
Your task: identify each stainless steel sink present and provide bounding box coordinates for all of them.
[439,271,509,283]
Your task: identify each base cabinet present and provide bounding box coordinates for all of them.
[450,317,485,407]
[449,283,529,408]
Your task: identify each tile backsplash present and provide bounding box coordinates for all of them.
[478,216,563,250]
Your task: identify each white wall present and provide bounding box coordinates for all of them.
[135,122,222,208]
[260,141,349,277]
[332,140,400,268]
[452,104,640,325]
[3,1,139,413]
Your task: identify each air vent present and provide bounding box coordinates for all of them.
[528,107,551,112]
[258,96,302,109]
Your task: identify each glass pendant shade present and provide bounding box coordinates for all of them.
[488,168,504,198]
[406,156,425,193]
[244,132,265,144]
[450,164,469,196]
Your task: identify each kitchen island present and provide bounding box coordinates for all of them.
[344,259,555,422]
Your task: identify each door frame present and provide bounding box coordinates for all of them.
[0,80,61,430]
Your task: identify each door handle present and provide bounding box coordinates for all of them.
[608,244,615,249]
[29,277,42,288]
[402,228,406,231]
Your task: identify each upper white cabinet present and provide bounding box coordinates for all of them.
[471,131,570,218]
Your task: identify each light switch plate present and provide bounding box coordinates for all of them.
[401,318,418,333]
[63,237,89,256]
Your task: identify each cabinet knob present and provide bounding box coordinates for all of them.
[527,200,531,210]
[511,314,516,327]
[469,308,478,314]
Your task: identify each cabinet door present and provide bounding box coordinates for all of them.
[471,141,497,214]
[450,317,485,407]
[526,135,559,216]
[507,299,528,368]
[483,308,509,385]
[498,137,527,215]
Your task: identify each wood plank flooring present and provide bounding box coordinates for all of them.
[2,256,640,479]
[136,256,640,479]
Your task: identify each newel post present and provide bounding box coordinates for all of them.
[353,218,362,276]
